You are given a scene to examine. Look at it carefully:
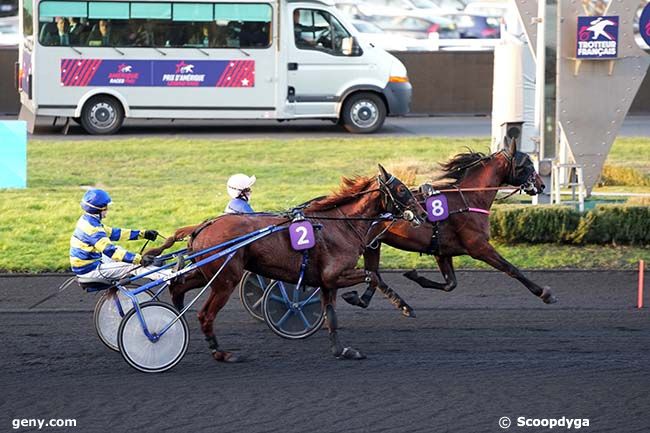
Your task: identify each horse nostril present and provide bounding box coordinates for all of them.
[540,183,546,191]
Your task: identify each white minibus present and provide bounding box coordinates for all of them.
[18,0,412,134]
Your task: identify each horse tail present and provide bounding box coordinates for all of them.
[144,224,199,256]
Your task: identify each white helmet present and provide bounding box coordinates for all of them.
[227,173,256,199]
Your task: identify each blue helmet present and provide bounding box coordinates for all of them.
[80,189,111,214]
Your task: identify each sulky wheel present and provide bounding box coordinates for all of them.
[262,280,324,340]
[238,271,271,322]
[117,301,189,373]
[93,286,155,352]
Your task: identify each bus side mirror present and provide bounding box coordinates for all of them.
[342,36,361,56]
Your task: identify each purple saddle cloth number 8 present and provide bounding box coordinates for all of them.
[426,194,449,222]
[289,221,315,250]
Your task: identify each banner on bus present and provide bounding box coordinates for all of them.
[60,59,255,87]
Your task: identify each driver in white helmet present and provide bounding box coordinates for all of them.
[225,173,256,214]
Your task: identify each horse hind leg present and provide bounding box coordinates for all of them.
[168,270,205,310]
[403,255,458,292]
[197,273,243,363]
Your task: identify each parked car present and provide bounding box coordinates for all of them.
[0,15,18,45]
[442,13,500,38]
[334,1,365,20]
[351,19,437,51]
[336,0,448,22]
[373,15,460,39]
[426,0,467,12]
[464,1,511,18]
[0,0,18,18]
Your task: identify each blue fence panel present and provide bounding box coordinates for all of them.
[0,121,27,189]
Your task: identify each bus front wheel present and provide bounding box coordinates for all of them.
[340,92,386,134]
[81,96,124,135]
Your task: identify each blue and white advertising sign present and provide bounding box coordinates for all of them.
[576,16,619,59]
[640,3,650,48]
[0,121,27,188]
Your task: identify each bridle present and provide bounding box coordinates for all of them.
[376,174,420,225]
[431,149,539,196]
[502,150,539,195]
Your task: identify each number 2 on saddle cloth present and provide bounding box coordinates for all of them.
[289,219,317,291]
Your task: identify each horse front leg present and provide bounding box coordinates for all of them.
[322,267,390,360]
[403,255,458,292]
[341,245,416,317]
[321,287,366,361]
[468,241,557,304]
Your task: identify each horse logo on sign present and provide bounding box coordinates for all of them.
[576,16,619,59]
[289,221,315,250]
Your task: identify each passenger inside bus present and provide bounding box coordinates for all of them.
[239,22,269,48]
[86,19,120,46]
[125,20,155,47]
[41,16,70,46]
[67,17,87,45]
[187,23,215,47]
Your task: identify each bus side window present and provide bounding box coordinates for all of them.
[39,20,57,45]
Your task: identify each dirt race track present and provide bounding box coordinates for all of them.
[0,270,648,433]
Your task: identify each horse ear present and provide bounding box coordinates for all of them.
[377,164,390,181]
[505,136,517,155]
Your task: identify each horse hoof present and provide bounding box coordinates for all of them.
[403,269,418,280]
[541,287,558,304]
[543,295,558,304]
[342,291,367,308]
[337,347,366,360]
[212,351,243,363]
[402,305,416,318]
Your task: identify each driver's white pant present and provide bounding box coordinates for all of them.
[78,256,171,282]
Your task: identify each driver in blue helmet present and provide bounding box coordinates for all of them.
[70,188,160,281]
[225,173,256,214]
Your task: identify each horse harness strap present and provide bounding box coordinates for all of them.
[366,214,397,250]
[337,208,370,252]
[426,221,441,256]
[447,187,491,217]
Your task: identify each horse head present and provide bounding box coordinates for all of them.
[377,164,428,225]
[503,137,545,195]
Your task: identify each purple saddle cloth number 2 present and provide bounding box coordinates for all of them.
[426,194,449,222]
[289,221,315,250]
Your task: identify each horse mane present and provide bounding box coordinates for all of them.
[430,149,488,188]
[307,176,376,211]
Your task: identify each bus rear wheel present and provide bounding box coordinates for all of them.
[340,92,386,134]
[81,95,124,135]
